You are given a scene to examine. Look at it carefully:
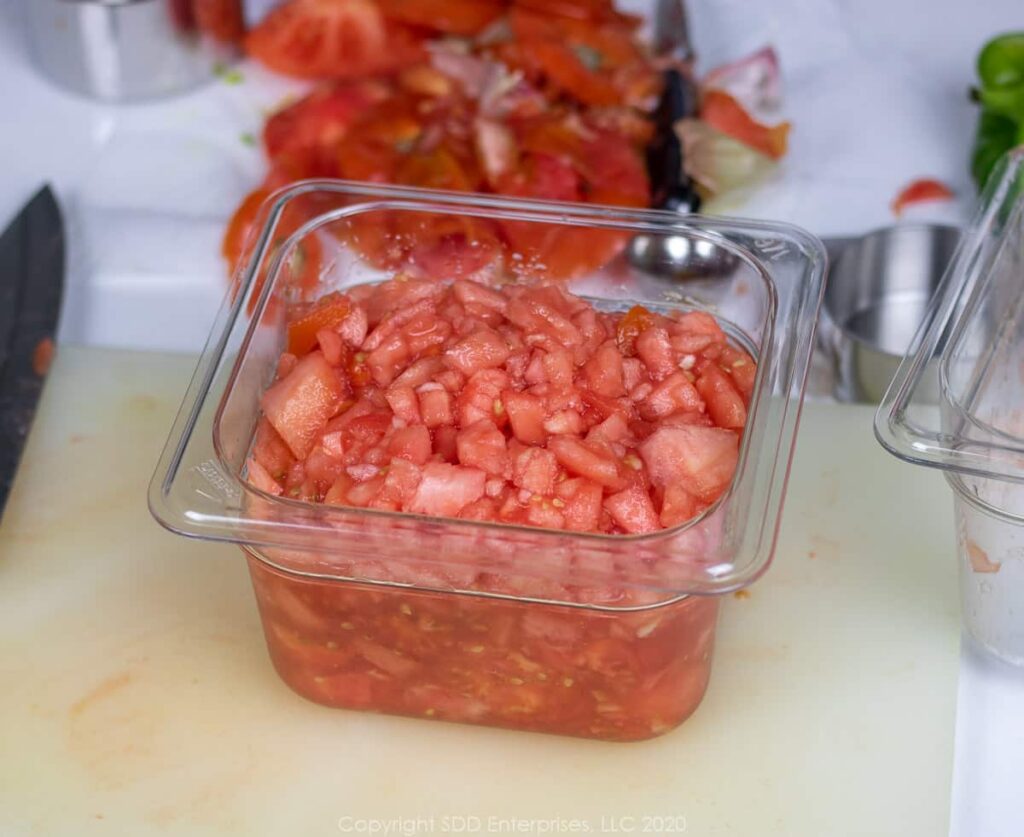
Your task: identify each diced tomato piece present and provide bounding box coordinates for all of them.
[316,328,345,367]
[253,417,295,479]
[548,436,626,490]
[639,425,739,504]
[261,352,346,459]
[503,390,548,445]
[339,411,392,459]
[418,386,454,428]
[511,444,560,495]
[555,477,603,532]
[436,368,466,394]
[452,280,507,315]
[604,483,659,534]
[542,349,574,388]
[324,472,355,506]
[695,365,747,430]
[402,314,452,357]
[639,372,705,421]
[456,420,509,477]
[408,463,486,517]
[459,497,499,522]
[586,411,631,445]
[338,305,369,348]
[375,458,423,508]
[543,409,585,435]
[673,310,727,341]
[444,328,510,376]
[346,473,386,507]
[387,425,432,465]
[287,293,351,357]
[505,291,583,348]
[364,333,409,387]
[719,346,757,401]
[304,444,345,490]
[635,326,677,381]
[246,457,283,495]
[384,385,421,424]
[457,369,510,428]
[659,483,700,528]
[526,499,566,529]
[433,425,459,462]
[393,356,446,390]
[582,342,626,397]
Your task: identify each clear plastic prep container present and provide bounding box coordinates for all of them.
[150,181,826,739]
[877,149,1024,665]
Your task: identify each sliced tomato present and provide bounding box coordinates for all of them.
[378,0,505,36]
[246,0,423,79]
[699,89,790,159]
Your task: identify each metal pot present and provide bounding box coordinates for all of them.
[27,0,245,102]
[819,223,961,404]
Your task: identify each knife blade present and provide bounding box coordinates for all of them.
[0,186,65,520]
[647,0,702,212]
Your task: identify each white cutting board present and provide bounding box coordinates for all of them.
[0,348,959,836]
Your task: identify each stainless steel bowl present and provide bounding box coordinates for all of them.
[820,223,961,404]
[27,0,244,102]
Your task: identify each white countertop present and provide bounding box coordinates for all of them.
[1,0,1022,833]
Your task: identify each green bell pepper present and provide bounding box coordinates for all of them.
[971,32,1024,190]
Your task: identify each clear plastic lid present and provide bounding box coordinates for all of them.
[876,149,1024,492]
[149,181,826,596]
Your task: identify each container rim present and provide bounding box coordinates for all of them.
[149,180,827,596]
[875,148,1024,484]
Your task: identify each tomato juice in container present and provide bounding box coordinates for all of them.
[150,182,826,740]
[877,150,1024,666]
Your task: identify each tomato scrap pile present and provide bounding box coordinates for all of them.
[224,0,660,281]
[250,555,719,740]
[248,277,753,534]
[224,0,790,280]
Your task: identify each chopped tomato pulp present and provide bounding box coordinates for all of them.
[248,556,719,741]
[243,275,755,739]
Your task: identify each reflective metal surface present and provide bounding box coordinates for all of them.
[820,223,960,403]
[27,0,243,102]
[626,228,741,282]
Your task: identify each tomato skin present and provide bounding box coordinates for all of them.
[890,178,954,216]
[699,90,790,159]
[378,0,505,36]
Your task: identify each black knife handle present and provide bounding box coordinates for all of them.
[647,67,702,213]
